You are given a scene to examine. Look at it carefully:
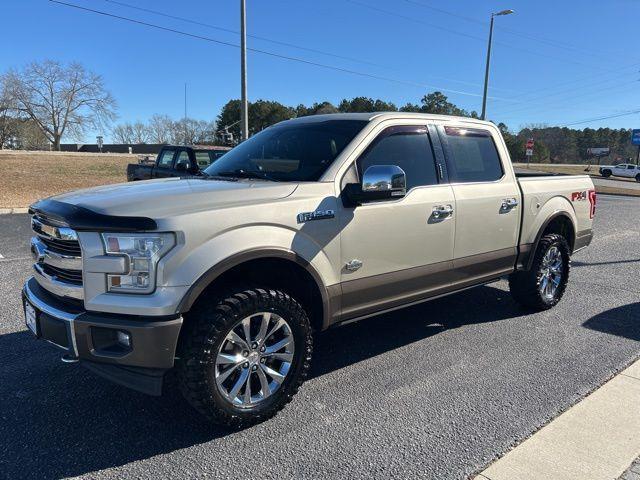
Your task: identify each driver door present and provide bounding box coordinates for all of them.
[613,164,628,177]
[338,125,456,320]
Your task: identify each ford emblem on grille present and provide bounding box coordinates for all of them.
[31,240,45,264]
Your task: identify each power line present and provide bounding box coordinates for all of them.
[401,0,626,62]
[390,0,640,106]
[495,81,637,119]
[104,0,385,69]
[50,0,517,102]
[494,77,640,118]
[562,108,640,127]
[500,63,640,102]
[343,0,606,70]
[103,0,502,93]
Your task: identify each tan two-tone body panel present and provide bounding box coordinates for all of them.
[518,175,595,250]
[37,113,594,331]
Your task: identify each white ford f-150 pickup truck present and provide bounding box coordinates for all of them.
[22,113,595,426]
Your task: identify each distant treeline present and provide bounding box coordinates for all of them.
[215,93,637,165]
[500,125,636,164]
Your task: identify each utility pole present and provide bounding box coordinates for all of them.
[184,83,188,145]
[481,9,514,121]
[240,0,249,142]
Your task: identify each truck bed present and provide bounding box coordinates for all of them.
[517,174,595,251]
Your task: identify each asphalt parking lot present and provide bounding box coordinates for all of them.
[1,195,639,480]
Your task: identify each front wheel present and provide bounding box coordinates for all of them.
[601,169,612,177]
[509,233,570,311]
[178,287,313,427]
[635,174,640,183]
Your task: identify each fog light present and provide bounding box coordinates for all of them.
[117,330,131,348]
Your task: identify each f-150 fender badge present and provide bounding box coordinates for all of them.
[297,209,335,224]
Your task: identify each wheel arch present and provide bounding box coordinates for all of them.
[176,248,336,332]
[525,212,576,271]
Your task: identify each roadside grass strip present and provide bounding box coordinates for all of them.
[478,359,640,480]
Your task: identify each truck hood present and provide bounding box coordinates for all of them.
[48,177,299,218]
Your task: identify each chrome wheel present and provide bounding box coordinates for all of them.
[539,246,563,300]
[215,312,294,408]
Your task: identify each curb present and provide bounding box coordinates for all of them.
[477,357,640,480]
[0,208,29,215]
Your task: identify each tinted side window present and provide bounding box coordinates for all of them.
[175,151,190,168]
[157,149,175,167]
[195,152,212,167]
[444,127,503,183]
[357,127,438,191]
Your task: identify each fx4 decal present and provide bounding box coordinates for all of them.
[571,191,587,201]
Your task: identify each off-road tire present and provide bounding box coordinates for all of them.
[509,233,570,311]
[178,287,313,428]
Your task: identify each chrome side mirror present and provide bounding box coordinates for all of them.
[362,165,407,198]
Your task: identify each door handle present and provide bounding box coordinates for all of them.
[432,204,454,219]
[501,198,519,210]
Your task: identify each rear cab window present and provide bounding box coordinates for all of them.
[442,126,503,183]
[195,151,212,168]
[157,149,176,168]
[175,151,191,169]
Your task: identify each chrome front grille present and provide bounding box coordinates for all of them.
[38,235,82,256]
[41,264,83,285]
[31,215,84,300]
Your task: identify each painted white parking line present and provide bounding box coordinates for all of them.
[479,358,640,480]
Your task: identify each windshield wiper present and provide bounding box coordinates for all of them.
[215,169,277,181]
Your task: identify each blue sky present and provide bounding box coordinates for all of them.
[3,0,639,141]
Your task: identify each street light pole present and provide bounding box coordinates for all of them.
[240,0,249,142]
[481,9,513,121]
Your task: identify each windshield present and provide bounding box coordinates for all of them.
[204,120,367,181]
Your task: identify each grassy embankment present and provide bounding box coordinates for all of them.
[1,153,637,208]
[0,150,134,208]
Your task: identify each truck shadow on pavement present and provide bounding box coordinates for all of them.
[582,302,640,341]
[2,286,637,479]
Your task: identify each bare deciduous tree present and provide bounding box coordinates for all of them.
[3,60,116,150]
[147,114,173,144]
[0,79,17,149]
[131,121,150,143]
[171,118,216,145]
[111,121,151,144]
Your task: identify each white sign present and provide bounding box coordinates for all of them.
[587,147,610,157]
[526,148,534,156]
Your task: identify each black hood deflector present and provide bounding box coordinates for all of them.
[29,199,158,232]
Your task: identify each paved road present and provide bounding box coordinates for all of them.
[592,176,640,191]
[1,196,639,480]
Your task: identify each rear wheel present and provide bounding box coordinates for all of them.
[178,287,313,427]
[509,234,570,311]
[602,169,612,177]
[635,174,640,183]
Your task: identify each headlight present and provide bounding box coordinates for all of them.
[101,233,175,294]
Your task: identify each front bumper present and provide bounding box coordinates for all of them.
[22,277,183,395]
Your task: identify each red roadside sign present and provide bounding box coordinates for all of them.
[526,138,534,149]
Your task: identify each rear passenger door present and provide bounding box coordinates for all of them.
[438,125,520,282]
[625,164,637,178]
[154,148,177,178]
